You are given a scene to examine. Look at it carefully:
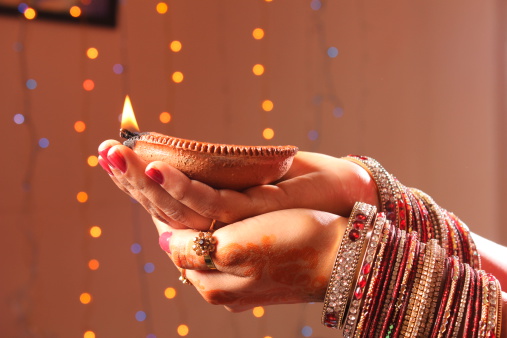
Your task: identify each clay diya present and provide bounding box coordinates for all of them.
[120,129,298,190]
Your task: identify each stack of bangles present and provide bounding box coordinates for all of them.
[320,156,502,337]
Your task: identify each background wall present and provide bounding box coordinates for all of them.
[1,1,505,337]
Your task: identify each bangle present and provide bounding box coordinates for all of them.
[322,202,377,329]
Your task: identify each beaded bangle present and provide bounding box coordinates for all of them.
[322,202,377,329]
[451,263,471,338]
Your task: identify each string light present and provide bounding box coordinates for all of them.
[130,243,142,254]
[24,7,36,20]
[169,41,182,52]
[14,114,25,124]
[327,46,339,58]
[82,79,95,91]
[156,2,168,14]
[253,306,265,317]
[262,128,274,140]
[26,79,37,90]
[80,292,92,304]
[252,64,265,76]
[159,112,171,123]
[164,287,176,299]
[83,331,95,338]
[261,99,273,112]
[113,64,124,74]
[177,324,189,336]
[38,138,49,148]
[77,191,89,203]
[87,155,99,167]
[70,6,82,18]
[144,262,155,273]
[135,311,147,322]
[252,28,265,40]
[88,259,100,270]
[301,325,313,337]
[172,71,184,83]
[86,48,99,59]
[74,121,86,132]
[89,226,102,238]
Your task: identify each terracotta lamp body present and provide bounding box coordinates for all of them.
[121,129,298,190]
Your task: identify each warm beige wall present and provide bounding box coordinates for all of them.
[1,1,504,337]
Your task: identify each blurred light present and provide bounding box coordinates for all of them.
[74,120,86,132]
[156,2,168,14]
[164,287,176,299]
[302,325,313,337]
[131,243,142,254]
[252,28,265,40]
[159,112,171,123]
[170,40,182,52]
[14,114,25,124]
[13,42,23,52]
[87,155,99,167]
[83,79,95,91]
[83,331,95,338]
[69,6,82,17]
[77,191,88,203]
[80,292,92,304]
[252,64,265,76]
[113,64,124,74]
[24,7,36,19]
[333,106,344,118]
[90,225,102,238]
[147,335,156,338]
[262,99,273,112]
[144,262,155,273]
[26,79,37,90]
[18,3,28,13]
[264,337,273,338]
[308,130,319,141]
[38,138,49,148]
[136,311,147,322]
[86,47,98,59]
[177,324,189,336]
[172,71,184,83]
[327,46,339,58]
[262,128,274,140]
[88,259,100,270]
[310,0,321,10]
[253,306,264,317]
[265,0,273,2]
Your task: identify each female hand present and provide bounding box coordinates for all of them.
[98,139,378,230]
[154,208,346,312]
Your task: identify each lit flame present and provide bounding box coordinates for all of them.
[121,95,140,132]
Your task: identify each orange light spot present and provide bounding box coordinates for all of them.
[252,64,265,76]
[70,6,82,18]
[262,99,274,112]
[159,112,171,124]
[88,259,100,270]
[177,324,189,336]
[170,40,182,52]
[263,128,274,140]
[253,306,265,317]
[80,292,92,304]
[74,121,86,133]
[89,226,102,238]
[83,79,95,91]
[77,192,88,203]
[83,331,95,338]
[87,155,99,167]
[252,28,264,40]
[164,287,176,299]
[24,7,36,20]
[172,71,184,83]
[86,47,98,59]
[156,2,168,14]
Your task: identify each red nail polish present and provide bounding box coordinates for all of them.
[99,147,112,165]
[159,232,172,253]
[146,168,164,185]
[98,157,113,175]
[107,151,127,173]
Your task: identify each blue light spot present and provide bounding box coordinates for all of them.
[144,262,155,273]
[135,311,146,322]
[301,325,313,337]
[333,107,344,118]
[327,47,339,58]
[26,79,37,90]
[13,42,23,52]
[38,138,49,148]
[310,0,321,11]
[18,3,28,13]
[113,64,124,74]
[147,334,156,338]
[14,114,25,124]
[308,130,319,141]
[131,243,142,254]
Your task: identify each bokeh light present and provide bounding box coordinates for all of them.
[88,259,100,270]
[24,7,36,20]
[252,28,265,40]
[253,306,265,317]
[14,114,25,124]
[159,112,171,123]
[252,64,265,76]
[83,331,95,338]
[83,79,95,91]
[262,128,274,140]
[26,79,37,90]
[89,226,102,238]
[308,130,319,141]
[87,155,99,167]
[164,287,176,299]
[18,3,28,13]
[144,262,155,273]
[113,64,124,74]
[70,6,82,17]
[170,40,182,52]
[156,2,168,14]
[177,324,189,336]
[310,0,321,10]
[77,191,88,203]
[131,243,142,254]
[136,311,147,322]
[172,71,184,83]
[333,106,344,117]
[327,46,339,58]
[86,47,98,59]
[301,325,313,337]
[262,99,274,112]
[74,120,86,132]
[38,138,49,148]
[80,292,92,304]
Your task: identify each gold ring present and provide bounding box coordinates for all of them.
[179,269,192,285]
[192,220,218,270]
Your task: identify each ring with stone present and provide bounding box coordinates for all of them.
[179,269,192,285]
[192,222,217,270]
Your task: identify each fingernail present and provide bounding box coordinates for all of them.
[98,157,113,175]
[99,147,112,165]
[146,168,164,185]
[159,232,172,253]
[107,150,127,173]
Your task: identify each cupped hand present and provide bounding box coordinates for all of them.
[98,139,378,230]
[154,208,346,312]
